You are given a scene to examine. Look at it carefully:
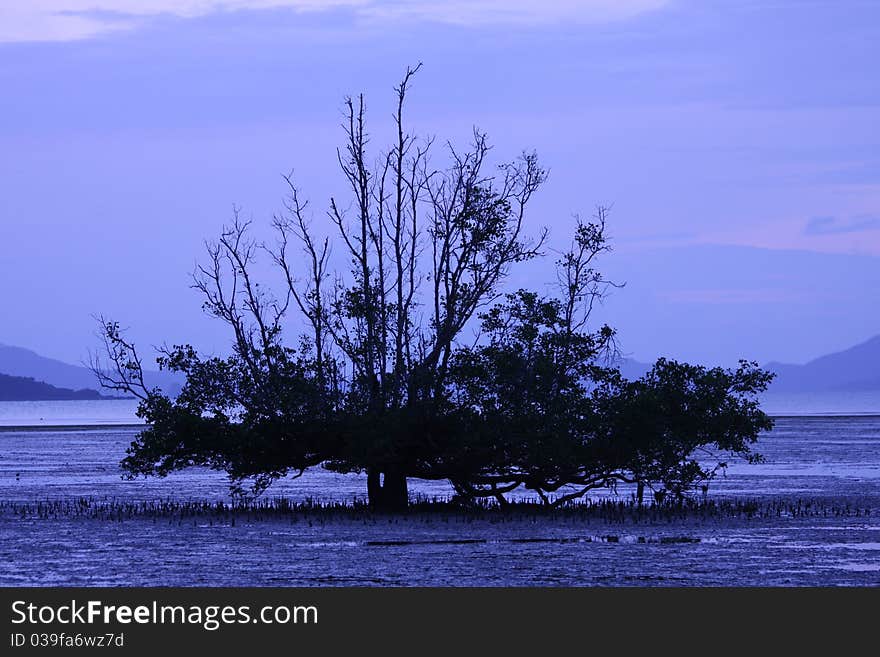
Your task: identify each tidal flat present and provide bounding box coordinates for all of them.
[1,417,878,586]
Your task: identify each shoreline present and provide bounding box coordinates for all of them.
[3,413,880,432]
[0,423,144,432]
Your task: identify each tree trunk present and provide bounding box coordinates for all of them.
[367,468,382,508]
[381,470,409,511]
[636,481,645,506]
[367,469,408,511]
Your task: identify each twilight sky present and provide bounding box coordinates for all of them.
[1,0,878,368]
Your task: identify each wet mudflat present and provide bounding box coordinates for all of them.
[1,417,878,586]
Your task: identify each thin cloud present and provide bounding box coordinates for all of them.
[804,215,880,236]
[0,1,671,43]
[361,0,670,25]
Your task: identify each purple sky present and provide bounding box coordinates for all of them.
[1,0,878,367]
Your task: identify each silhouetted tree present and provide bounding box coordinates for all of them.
[93,65,774,509]
[591,359,774,503]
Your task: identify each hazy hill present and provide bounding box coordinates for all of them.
[2,336,878,399]
[766,335,880,392]
[617,336,880,393]
[0,343,183,396]
[0,373,114,401]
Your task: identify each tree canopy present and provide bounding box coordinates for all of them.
[93,66,774,510]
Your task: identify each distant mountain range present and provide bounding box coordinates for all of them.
[0,373,117,401]
[0,336,878,401]
[765,335,880,392]
[0,343,183,400]
[620,335,880,393]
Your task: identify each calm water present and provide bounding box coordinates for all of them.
[0,414,878,586]
[0,399,142,427]
[761,390,880,416]
[1,389,879,427]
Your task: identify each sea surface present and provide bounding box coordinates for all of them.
[0,399,878,586]
[1,389,879,426]
[0,399,142,427]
